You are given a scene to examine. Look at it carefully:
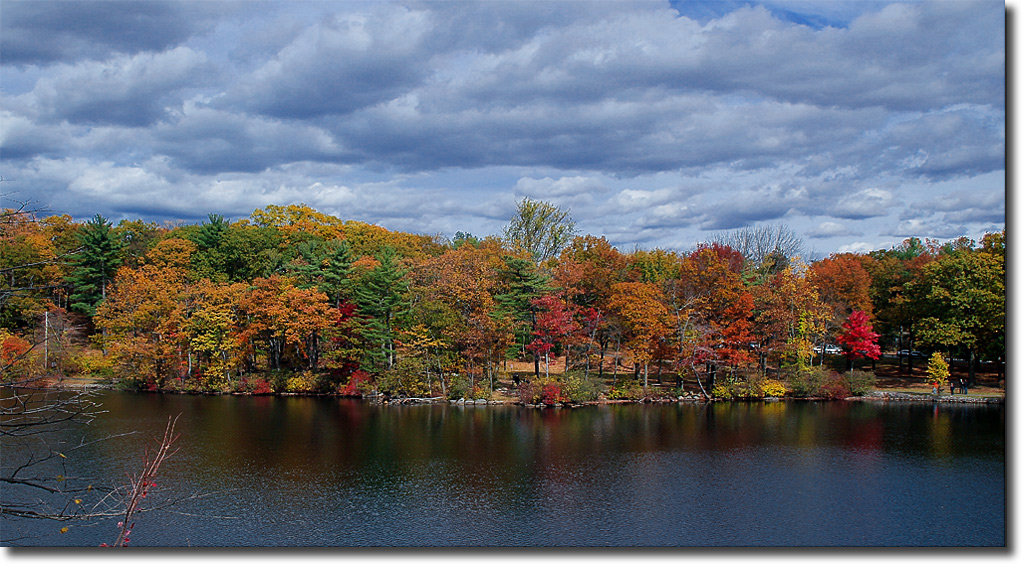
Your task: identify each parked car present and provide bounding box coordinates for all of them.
[897,349,926,358]
[813,344,842,355]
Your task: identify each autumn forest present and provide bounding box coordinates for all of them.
[1,199,1006,403]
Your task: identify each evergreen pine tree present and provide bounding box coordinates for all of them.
[68,215,124,316]
[288,239,354,306]
[493,255,552,377]
[321,240,355,306]
[353,247,408,371]
[190,213,230,281]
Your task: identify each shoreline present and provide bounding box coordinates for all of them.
[24,378,1004,406]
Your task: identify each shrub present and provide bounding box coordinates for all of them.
[562,372,603,402]
[338,370,372,396]
[761,379,787,398]
[286,371,319,393]
[0,332,34,376]
[240,376,273,395]
[200,371,234,393]
[845,370,876,396]
[72,350,115,379]
[176,376,203,393]
[712,377,768,399]
[607,379,645,400]
[787,367,833,397]
[540,382,566,405]
[734,379,762,398]
[270,372,289,393]
[116,376,148,391]
[515,378,543,404]
[815,380,851,400]
[378,358,430,397]
[711,384,733,399]
[448,374,473,400]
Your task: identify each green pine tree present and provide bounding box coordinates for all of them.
[353,247,409,371]
[68,215,124,317]
[493,255,552,377]
[190,213,230,281]
[288,239,355,306]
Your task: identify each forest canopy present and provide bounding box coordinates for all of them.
[1,200,1005,400]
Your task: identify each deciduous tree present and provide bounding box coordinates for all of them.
[607,281,671,388]
[502,198,576,264]
[836,310,881,370]
[912,240,1004,385]
[527,294,580,378]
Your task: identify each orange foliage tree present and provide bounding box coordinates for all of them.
[807,253,874,349]
[607,281,671,388]
[94,265,188,387]
[235,276,334,372]
[671,245,754,393]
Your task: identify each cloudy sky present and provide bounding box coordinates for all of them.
[0,0,1005,256]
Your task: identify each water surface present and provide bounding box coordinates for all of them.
[2,392,1005,547]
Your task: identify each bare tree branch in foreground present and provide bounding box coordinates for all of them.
[100,415,180,547]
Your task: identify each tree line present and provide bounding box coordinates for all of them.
[1,199,1005,402]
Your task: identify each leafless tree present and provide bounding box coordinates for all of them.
[710,223,806,275]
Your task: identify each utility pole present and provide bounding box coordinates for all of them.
[44,310,49,371]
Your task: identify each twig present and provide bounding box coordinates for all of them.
[106,415,180,547]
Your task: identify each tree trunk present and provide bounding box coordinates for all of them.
[612,338,620,382]
[897,326,904,374]
[968,349,977,386]
[907,326,916,376]
[691,363,710,397]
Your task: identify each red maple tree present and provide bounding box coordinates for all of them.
[837,310,881,363]
[527,294,580,377]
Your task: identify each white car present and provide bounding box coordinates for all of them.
[813,344,842,355]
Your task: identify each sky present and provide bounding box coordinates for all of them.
[0,0,1006,257]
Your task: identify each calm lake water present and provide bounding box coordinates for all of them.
[3,391,1005,547]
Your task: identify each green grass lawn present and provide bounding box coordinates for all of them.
[887,386,1004,398]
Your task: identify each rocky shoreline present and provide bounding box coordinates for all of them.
[25,380,1005,405]
[382,390,1004,406]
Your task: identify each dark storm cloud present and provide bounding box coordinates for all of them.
[11,47,214,127]
[0,0,228,65]
[0,0,1006,253]
[150,105,349,174]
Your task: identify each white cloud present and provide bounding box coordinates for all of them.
[832,188,897,219]
[515,176,608,198]
[836,241,884,254]
[806,221,861,238]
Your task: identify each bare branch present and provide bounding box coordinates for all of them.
[109,415,180,547]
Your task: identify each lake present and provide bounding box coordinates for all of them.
[2,391,1005,547]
